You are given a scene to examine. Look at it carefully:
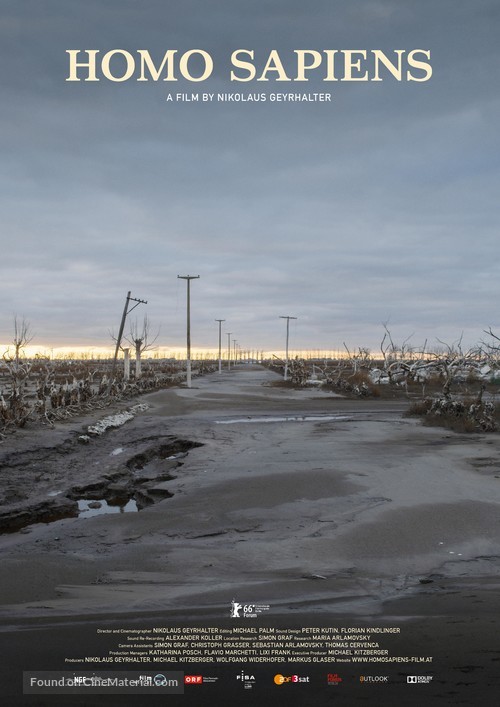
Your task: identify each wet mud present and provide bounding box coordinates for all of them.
[0,434,202,533]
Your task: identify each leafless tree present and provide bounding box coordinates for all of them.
[378,323,424,386]
[428,335,484,399]
[1,316,35,429]
[482,327,500,371]
[3,315,34,368]
[343,343,372,374]
[124,316,160,379]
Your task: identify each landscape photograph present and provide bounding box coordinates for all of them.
[1,1,499,705]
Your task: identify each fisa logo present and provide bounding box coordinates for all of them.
[236,671,256,690]
[327,673,342,685]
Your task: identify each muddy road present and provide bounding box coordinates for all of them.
[1,365,500,705]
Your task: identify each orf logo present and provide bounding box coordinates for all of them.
[185,675,202,684]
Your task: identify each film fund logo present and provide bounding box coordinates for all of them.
[236,671,256,690]
[230,598,270,619]
[327,673,342,685]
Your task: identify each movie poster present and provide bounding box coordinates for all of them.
[1,2,499,705]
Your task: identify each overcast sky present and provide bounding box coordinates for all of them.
[1,0,499,355]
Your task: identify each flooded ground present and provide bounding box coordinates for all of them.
[215,414,352,424]
[1,365,500,704]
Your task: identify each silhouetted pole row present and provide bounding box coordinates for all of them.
[110,282,289,386]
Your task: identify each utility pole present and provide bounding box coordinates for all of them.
[178,275,200,388]
[226,332,232,371]
[215,319,225,374]
[233,339,237,368]
[279,315,297,381]
[108,291,147,394]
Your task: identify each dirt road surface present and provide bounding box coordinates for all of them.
[1,365,499,705]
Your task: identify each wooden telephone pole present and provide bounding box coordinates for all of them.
[215,319,225,374]
[108,291,147,394]
[178,275,200,388]
[279,315,297,381]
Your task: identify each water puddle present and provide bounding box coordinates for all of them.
[77,498,138,518]
[2,436,201,535]
[215,415,352,425]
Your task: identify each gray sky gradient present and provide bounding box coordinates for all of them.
[1,0,499,355]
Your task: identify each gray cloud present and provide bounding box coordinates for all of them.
[1,0,499,354]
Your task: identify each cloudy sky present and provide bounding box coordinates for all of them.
[1,0,499,355]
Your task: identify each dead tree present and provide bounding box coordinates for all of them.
[482,327,500,376]
[343,343,372,374]
[1,316,35,429]
[124,316,160,379]
[379,323,419,382]
[428,336,484,399]
[4,316,34,370]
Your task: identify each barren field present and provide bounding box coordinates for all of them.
[1,365,499,705]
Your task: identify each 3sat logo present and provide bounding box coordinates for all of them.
[274,673,310,685]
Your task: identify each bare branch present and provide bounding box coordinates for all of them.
[124,316,160,353]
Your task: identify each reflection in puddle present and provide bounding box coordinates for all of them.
[215,415,351,425]
[77,498,138,518]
